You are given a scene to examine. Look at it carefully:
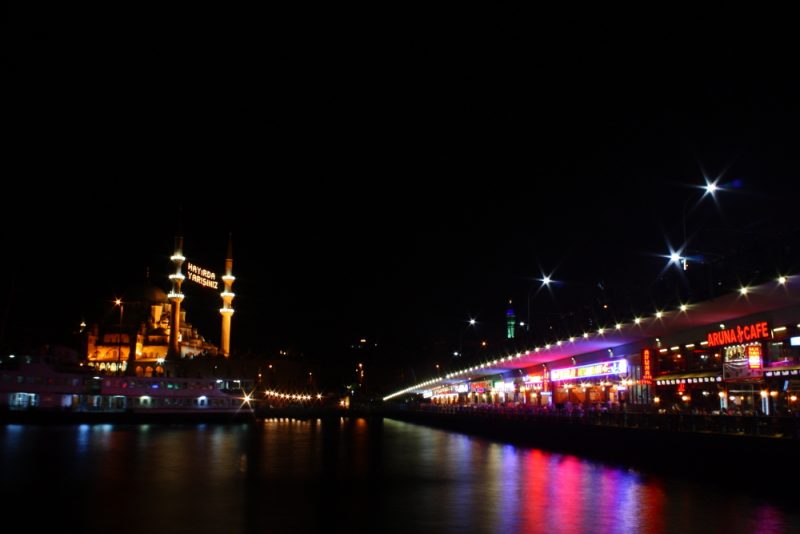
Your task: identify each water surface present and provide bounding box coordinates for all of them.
[1,419,796,533]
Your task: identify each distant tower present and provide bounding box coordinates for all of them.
[506,299,516,339]
[168,236,185,358]
[219,234,235,357]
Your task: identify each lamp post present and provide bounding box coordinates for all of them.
[457,318,477,360]
[526,275,552,340]
[680,179,720,270]
[114,298,124,376]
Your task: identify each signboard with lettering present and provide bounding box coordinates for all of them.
[469,381,491,393]
[707,321,770,348]
[549,359,628,382]
[641,348,653,385]
[186,262,219,290]
[724,343,764,380]
[746,344,763,369]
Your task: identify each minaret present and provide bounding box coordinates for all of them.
[219,234,235,357]
[506,299,516,340]
[168,236,185,358]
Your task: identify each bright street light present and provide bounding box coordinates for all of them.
[704,179,718,195]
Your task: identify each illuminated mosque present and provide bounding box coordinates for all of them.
[85,236,235,377]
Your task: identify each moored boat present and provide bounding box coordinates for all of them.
[0,356,256,422]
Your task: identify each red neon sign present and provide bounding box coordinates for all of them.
[706,321,770,348]
[746,344,763,369]
[642,348,653,385]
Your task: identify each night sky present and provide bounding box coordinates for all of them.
[5,11,800,388]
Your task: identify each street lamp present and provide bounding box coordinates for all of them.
[457,318,477,360]
[526,275,552,335]
[114,298,124,376]
[680,178,721,270]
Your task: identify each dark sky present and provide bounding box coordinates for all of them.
[4,10,800,387]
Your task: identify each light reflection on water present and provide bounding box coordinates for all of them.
[1,419,798,533]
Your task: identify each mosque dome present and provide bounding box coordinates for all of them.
[124,282,169,304]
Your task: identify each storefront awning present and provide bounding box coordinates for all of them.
[655,371,723,385]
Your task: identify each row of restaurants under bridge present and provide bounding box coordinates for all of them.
[428,358,637,410]
[418,275,800,415]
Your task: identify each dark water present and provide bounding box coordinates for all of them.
[1,418,797,533]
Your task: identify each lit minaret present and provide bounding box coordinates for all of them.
[219,234,235,357]
[168,236,185,358]
[506,299,516,340]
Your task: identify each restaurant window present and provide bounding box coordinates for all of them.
[656,351,678,374]
[686,347,721,372]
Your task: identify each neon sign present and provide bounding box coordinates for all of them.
[549,359,628,382]
[493,381,515,392]
[186,262,219,290]
[706,321,769,348]
[469,381,491,393]
[746,344,763,369]
[642,348,653,385]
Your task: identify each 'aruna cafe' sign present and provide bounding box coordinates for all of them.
[706,321,770,348]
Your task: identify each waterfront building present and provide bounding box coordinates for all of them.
[395,275,800,415]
